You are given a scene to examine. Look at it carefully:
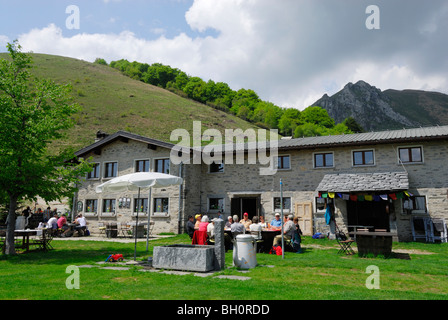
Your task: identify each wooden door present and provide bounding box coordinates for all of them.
[295,202,313,236]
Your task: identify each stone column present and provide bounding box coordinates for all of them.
[213,218,225,271]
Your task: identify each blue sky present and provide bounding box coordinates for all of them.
[1,0,448,109]
[0,0,214,40]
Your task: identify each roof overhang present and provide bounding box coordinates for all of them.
[316,172,409,193]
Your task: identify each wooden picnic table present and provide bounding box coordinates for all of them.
[14,229,51,252]
[349,230,396,257]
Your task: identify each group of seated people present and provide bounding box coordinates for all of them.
[44,213,88,237]
[186,212,302,252]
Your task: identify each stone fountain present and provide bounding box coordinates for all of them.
[152,219,225,272]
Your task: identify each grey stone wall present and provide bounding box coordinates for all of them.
[76,136,448,241]
[77,139,182,235]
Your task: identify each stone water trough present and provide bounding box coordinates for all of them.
[153,244,216,272]
[152,219,225,272]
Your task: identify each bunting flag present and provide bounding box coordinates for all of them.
[317,190,413,202]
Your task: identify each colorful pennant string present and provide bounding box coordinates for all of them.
[318,191,411,201]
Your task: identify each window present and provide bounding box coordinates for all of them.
[274,197,291,211]
[155,158,170,174]
[104,162,118,178]
[209,162,224,173]
[134,198,148,213]
[353,150,374,166]
[135,159,150,172]
[315,197,326,212]
[209,198,224,211]
[399,147,422,164]
[85,199,98,213]
[102,199,116,213]
[403,196,427,214]
[277,155,290,170]
[154,198,169,213]
[87,163,100,179]
[314,152,334,168]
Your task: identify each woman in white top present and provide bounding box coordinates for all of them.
[249,216,262,240]
[259,216,268,228]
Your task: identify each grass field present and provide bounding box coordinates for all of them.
[0,234,447,300]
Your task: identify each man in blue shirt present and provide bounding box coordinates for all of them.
[270,213,282,228]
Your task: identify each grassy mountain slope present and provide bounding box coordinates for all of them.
[384,89,448,127]
[0,53,262,151]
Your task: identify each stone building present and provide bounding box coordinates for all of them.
[74,126,448,241]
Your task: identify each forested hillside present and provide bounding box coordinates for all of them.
[104,59,362,137]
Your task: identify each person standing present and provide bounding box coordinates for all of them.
[186,215,195,239]
[43,207,51,223]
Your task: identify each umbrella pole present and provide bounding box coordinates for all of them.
[146,187,152,252]
[134,187,140,261]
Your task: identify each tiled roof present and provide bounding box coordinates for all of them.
[277,125,448,150]
[202,125,448,152]
[316,172,409,192]
[75,131,175,157]
[75,125,448,157]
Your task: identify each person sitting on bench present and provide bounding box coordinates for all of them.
[74,214,87,236]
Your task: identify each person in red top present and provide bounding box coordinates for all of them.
[57,214,67,228]
[57,214,71,237]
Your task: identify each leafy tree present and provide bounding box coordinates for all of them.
[343,116,364,133]
[183,77,207,103]
[94,58,108,66]
[278,108,301,136]
[0,41,92,255]
[301,106,335,128]
[230,88,260,115]
[294,123,327,137]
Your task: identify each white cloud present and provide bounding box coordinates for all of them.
[15,0,448,110]
[0,35,10,49]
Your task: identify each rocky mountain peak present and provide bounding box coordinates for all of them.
[313,80,416,131]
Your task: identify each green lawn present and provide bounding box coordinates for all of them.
[0,235,447,300]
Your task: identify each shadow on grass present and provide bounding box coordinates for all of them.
[0,238,184,265]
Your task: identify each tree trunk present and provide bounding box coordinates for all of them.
[5,195,18,255]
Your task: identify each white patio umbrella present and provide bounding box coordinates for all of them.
[96,172,183,260]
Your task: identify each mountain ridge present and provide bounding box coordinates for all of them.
[313,80,448,132]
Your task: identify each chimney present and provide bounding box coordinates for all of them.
[95,130,109,142]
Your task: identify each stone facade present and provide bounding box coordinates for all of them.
[75,130,448,241]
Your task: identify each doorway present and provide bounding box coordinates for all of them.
[231,197,259,220]
[347,200,390,231]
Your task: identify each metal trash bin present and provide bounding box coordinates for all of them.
[105,222,118,238]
